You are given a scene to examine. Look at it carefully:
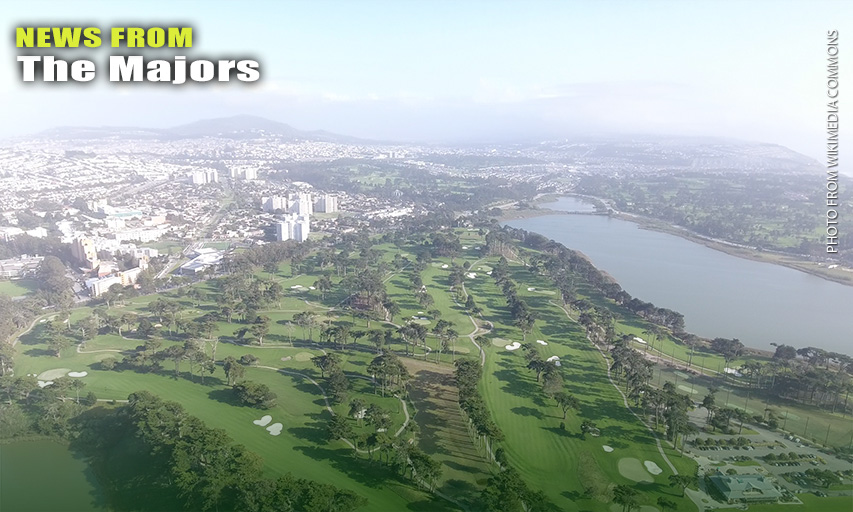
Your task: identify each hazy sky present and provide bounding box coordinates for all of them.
[2,0,851,161]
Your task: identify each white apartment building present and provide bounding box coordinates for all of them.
[289,192,313,215]
[262,196,288,213]
[276,214,310,243]
[314,194,338,213]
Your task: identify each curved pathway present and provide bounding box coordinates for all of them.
[550,300,679,475]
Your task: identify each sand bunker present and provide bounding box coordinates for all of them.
[309,286,316,290]
[441,264,449,269]
[37,368,70,380]
[67,371,88,378]
[417,311,424,314]
[618,458,653,483]
[546,355,562,366]
[603,445,614,452]
[527,287,536,291]
[633,337,647,344]
[486,271,492,275]
[266,423,283,436]
[505,341,522,351]
[644,461,663,475]
[466,272,477,279]
[293,352,314,362]
[37,380,54,388]
[253,415,272,426]
[290,285,303,289]
[536,340,548,346]
[462,246,469,250]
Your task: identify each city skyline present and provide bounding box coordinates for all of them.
[2,0,851,163]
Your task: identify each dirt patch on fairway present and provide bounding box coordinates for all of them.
[577,450,610,500]
[37,368,70,380]
[402,358,491,506]
[293,352,314,362]
[617,457,653,483]
[280,356,292,362]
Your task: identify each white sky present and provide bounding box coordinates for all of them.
[2,0,851,163]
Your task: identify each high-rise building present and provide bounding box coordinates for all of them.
[262,196,288,213]
[276,214,310,243]
[71,237,99,269]
[289,192,313,215]
[314,194,338,213]
[205,170,219,183]
[244,168,258,180]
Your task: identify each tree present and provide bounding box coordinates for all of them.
[348,398,366,426]
[233,381,277,409]
[580,419,598,439]
[554,392,580,419]
[773,344,797,361]
[657,496,677,512]
[311,353,341,379]
[249,316,270,346]
[327,368,350,404]
[223,356,245,386]
[612,485,639,512]
[668,474,697,497]
[327,414,354,442]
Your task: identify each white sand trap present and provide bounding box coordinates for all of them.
[290,285,302,289]
[536,340,548,346]
[280,356,292,362]
[462,246,469,249]
[527,287,536,291]
[644,461,663,475]
[253,415,272,426]
[37,368,70,380]
[486,271,492,275]
[677,385,698,394]
[293,352,314,362]
[154,323,162,328]
[617,458,653,483]
[466,272,477,279]
[37,380,54,388]
[67,371,88,378]
[505,341,522,351]
[309,286,316,290]
[633,337,647,344]
[603,445,614,452]
[546,355,560,362]
[441,264,449,269]
[475,246,481,250]
[266,423,283,436]
[418,311,424,314]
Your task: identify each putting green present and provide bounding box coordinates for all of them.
[491,337,512,347]
[37,368,71,380]
[617,457,653,483]
[534,290,557,295]
[673,371,691,379]
[412,319,431,326]
[677,384,698,394]
[293,352,314,362]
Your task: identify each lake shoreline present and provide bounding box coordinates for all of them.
[500,198,853,288]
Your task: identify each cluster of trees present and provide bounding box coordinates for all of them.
[1,373,96,440]
[366,352,410,398]
[491,257,537,340]
[77,391,366,511]
[454,359,504,462]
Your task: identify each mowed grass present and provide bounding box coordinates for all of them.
[13,307,459,510]
[0,278,38,297]
[466,255,698,512]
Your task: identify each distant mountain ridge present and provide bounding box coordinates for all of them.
[36,115,363,143]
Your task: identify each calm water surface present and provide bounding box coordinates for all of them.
[508,197,853,355]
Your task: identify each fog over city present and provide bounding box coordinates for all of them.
[2,0,851,167]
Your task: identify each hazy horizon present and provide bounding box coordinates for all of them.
[3,0,851,164]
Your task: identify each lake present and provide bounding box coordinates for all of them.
[507,197,853,355]
[0,440,107,512]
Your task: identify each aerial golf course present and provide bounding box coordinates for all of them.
[8,228,850,512]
